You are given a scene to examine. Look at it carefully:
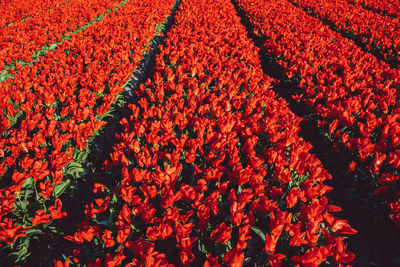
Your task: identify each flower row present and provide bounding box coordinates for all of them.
[0,0,175,260]
[235,0,400,226]
[58,0,356,265]
[348,0,400,18]
[0,0,68,28]
[290,0,400,63]
[0,0,124,77]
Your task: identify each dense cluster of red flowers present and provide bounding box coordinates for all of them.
[290,0,400,62]
[5,0,400,264]
[0,0,125,75]
[0,0,174,255]
[0,0,67,28]
[236,0,400,226]
[348,0,400,18]
[58,0,357,265]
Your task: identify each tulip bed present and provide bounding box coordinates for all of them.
[0,0,175,263]
[3,0,400,265]
[236,0,400,231]
[0,0,68,28]
[54,0,359,265]
[290,0,400,63]
[0,0,127,81]
[348,0,400,18]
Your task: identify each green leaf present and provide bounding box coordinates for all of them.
[226,240,233,250]
[8,110,24,127]
[197,240,208,254]
[64,162,86,178]
[20,177,34,189]
[237,185,243,194]
[54,180,71,197]
[251,226,266,242]
[25,228,43,236]
[10,239,31,263]
[73,149,89,162]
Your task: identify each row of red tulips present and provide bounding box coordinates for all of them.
[0,0,68,28]
[0,0,125,78]
[290,0,400,63]
[57,0,357,265]
[236,0,400,227]
[0,0,175,263]
[348,0,400,18]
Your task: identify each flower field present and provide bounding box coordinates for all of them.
[1,0,399,265]
[289,0,400,64]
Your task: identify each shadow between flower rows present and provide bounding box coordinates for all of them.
[230,0,400,266]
